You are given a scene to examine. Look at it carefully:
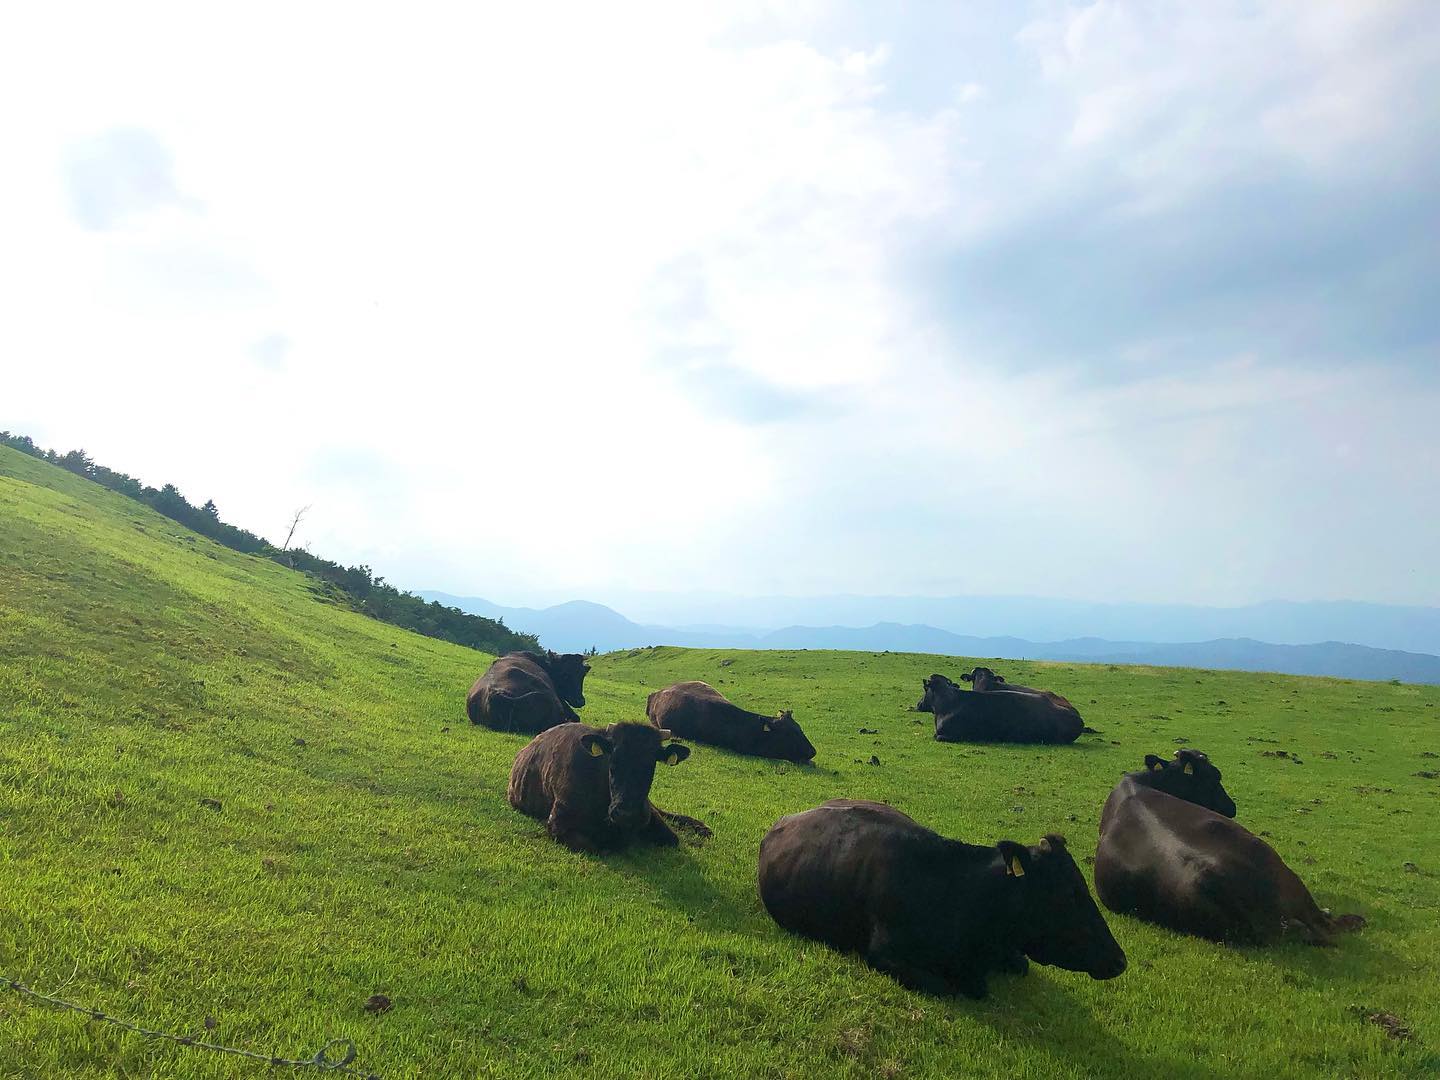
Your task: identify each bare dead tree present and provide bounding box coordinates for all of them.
[282,504,311,551]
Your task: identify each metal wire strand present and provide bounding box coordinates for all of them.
[2,975,381,1079]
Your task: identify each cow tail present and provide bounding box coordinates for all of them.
[1290,882,1364,944]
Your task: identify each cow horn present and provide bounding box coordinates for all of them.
[657,729,673,741]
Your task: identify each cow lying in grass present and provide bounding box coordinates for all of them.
[1095,750,1365,945]
[924,672,1086,744]
[508,722,711,852]
[758,800,1126,998]
[646,681,816,763]
[919,667,1081,709]
[467,650,590,734]
[962,666,1049,697]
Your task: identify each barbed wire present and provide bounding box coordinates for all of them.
[2,974,381,1078]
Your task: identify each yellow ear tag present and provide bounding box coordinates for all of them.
[1183,762,1195,775]
[1150,760,1164,771]
[1009,856,1025,878]
[666,752,679,765]
[763,723,772,732]
[588,742,604,758]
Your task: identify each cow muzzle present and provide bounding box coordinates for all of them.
[1090,953,1127,980]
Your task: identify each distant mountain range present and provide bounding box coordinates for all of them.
[418,591,1440,685]
[573,592,1440,657]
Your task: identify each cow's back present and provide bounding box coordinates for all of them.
[1094,783,1236,936]
[483,654,555,698]
[971,678,1075,711]
[935,691,1082,744]
[648,681,751,743]
[469,654,567,733]
[759,800,931,952]
[1094,782,1164,917]
[507,723,603,821]
[506,730,552,817]
[1096,782,1322,943]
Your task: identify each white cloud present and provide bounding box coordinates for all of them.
[2,1,1436,607]
[1016,0,1440,202]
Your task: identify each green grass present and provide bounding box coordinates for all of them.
[1,442,1437,1079]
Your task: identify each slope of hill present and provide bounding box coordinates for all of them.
[418,591,749,651]
[4,445,1439,1079]
[421,592,1440,683]
[0,431,538,657]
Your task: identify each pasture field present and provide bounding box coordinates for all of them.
[1,443,1438,1079]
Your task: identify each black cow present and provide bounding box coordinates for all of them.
[925,673,1085,744]
[961,668,1097,732]
[646,681,816,763]
[916,669,1046,709]
[467,650,590,734]
[758,800,1125,998]
[920,667,1079,707]
[507,722,711,852]
[961,666,1046,696]
[1095,750,1364,945]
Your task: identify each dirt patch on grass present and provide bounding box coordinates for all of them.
[1347,1006,1413,1041]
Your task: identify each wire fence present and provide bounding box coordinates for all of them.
[2,974,381,1078]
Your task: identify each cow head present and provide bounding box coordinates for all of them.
[1140,749,1237,817]
[918,673,960,713]
[961,667,1005,691]
[757,709,817,763]
[544,650,591,709]
[580,723,691,831]
[915,678,934,713]
[998,834,1127,980]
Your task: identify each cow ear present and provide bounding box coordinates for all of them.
[579,733,611,758]
[960,672,973,682]
[658,743,690,766]
[997,841,1030,879]
[1144,754,1166,771]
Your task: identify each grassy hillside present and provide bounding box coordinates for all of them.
[1,443,1437,1079]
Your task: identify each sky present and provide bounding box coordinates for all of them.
[3,1,1438,610]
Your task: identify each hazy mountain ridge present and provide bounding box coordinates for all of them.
[589,592,1440,656]
[419,591,1440,684]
